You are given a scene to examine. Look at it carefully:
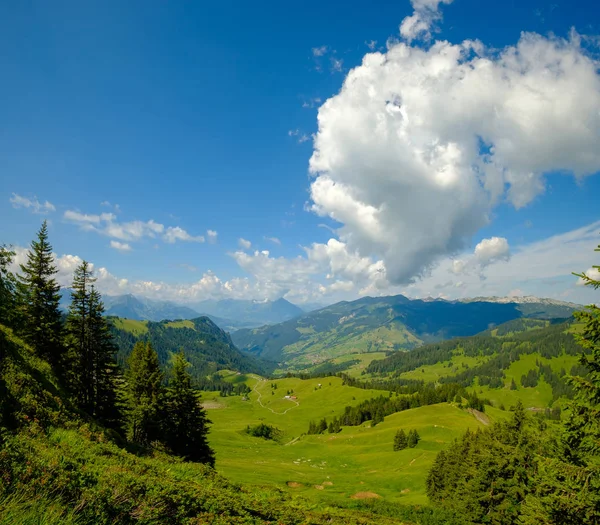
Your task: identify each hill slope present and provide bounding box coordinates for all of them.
[0,324,410,525]
[109,316,273,378]
[231,294,578,369]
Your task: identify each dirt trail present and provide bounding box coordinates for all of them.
[250,375,299,416]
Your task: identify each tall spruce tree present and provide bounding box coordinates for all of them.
[0,245,16,328]
[88,285,121,429]
[165,350,214,465]
[66,261,95,411]
[125,341,164,445]
[394,428,408,451]
[66,261,121,428]
[17,221,64,370]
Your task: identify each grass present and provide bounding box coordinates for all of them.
[205,374,490,506]
[164,319,195,329]
[467,352,580,409]
[110,317,148,336]
[400,353,488,383]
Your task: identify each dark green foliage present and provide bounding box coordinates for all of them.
[16,221,64,371]
[426,244,600,524]
[124,341,164,445]
[65,262,121,429]
[407,429,420,448]
[109,316,271,382]
[521,368,539,387]
[245,423,282,441]
[367,319,580,388]
[393,429,408,451]
[0,245,17,328]
[164,351,214,465]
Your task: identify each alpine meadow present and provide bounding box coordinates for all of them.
[2,0,600,524]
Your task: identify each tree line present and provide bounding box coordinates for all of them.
[426,242,600,524]
[0,222,214,465]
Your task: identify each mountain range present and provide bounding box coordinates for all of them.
[59,291,306,330]
[231,294,580,369]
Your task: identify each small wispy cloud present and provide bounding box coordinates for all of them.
[302,97,322,109]
[288,129,311,144]
[180,263,198,272]
[330,58,344,73]
[110,240,132,252]
[10,193,56,214]
[207,230,218,243]
[65,209,205,244]
[312,45,328,57]
[264,236,281,245]
[365,40,377,50]
[239,238,252,250]
[163,226,205,244]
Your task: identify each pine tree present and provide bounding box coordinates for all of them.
[407,429,420,448]
[66,261,95,411]
[394,429,408,451]
[65,263,121,428]
[164,351,214,465]
[125,341,164,445]
[88,285,121,429]
[0,245,16,328]
[17,221,64,370]
[566,252,600,462]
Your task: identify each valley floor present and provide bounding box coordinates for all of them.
[206,373,491,506]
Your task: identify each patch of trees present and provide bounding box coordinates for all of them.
[0,222,215,466]
[109,316,268,382]
[306,383,486,433]
[394,429,420,450]
[245,423,282,441]
[367,319,581,383]
[426,244,600,524]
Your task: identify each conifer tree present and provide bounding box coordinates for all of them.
[17,221,64,370]
[125,341,164,445]
[164,351,214,465]
[394,429,408,451]
[88,285,121,429]
[66,261,95,410]
[66,263,121,428]
[0,245,16,328]
[407,429,420,448]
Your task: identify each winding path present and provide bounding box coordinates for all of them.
[250,376,300,416]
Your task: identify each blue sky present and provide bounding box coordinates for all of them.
[2,0,600,305]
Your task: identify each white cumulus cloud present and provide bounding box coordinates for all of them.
[64,209,205,245]
[309,24,600,286]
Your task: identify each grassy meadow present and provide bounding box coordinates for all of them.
[206,373,488,505]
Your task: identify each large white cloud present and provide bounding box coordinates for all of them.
[309,26,600,286]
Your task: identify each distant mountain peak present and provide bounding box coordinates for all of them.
[458,295,582,308]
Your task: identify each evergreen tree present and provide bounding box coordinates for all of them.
[88,285,122,429]
[394,429,408,451]
[0,245,16,328]
[17,221,64,369]
[65,263,121,428]
[125,341,164,445]
[164,351,214,465]
[66,261,95,411]
[407,429,420,448]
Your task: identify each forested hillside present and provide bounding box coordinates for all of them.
[232,294,578,369]
[108,316,273,380]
